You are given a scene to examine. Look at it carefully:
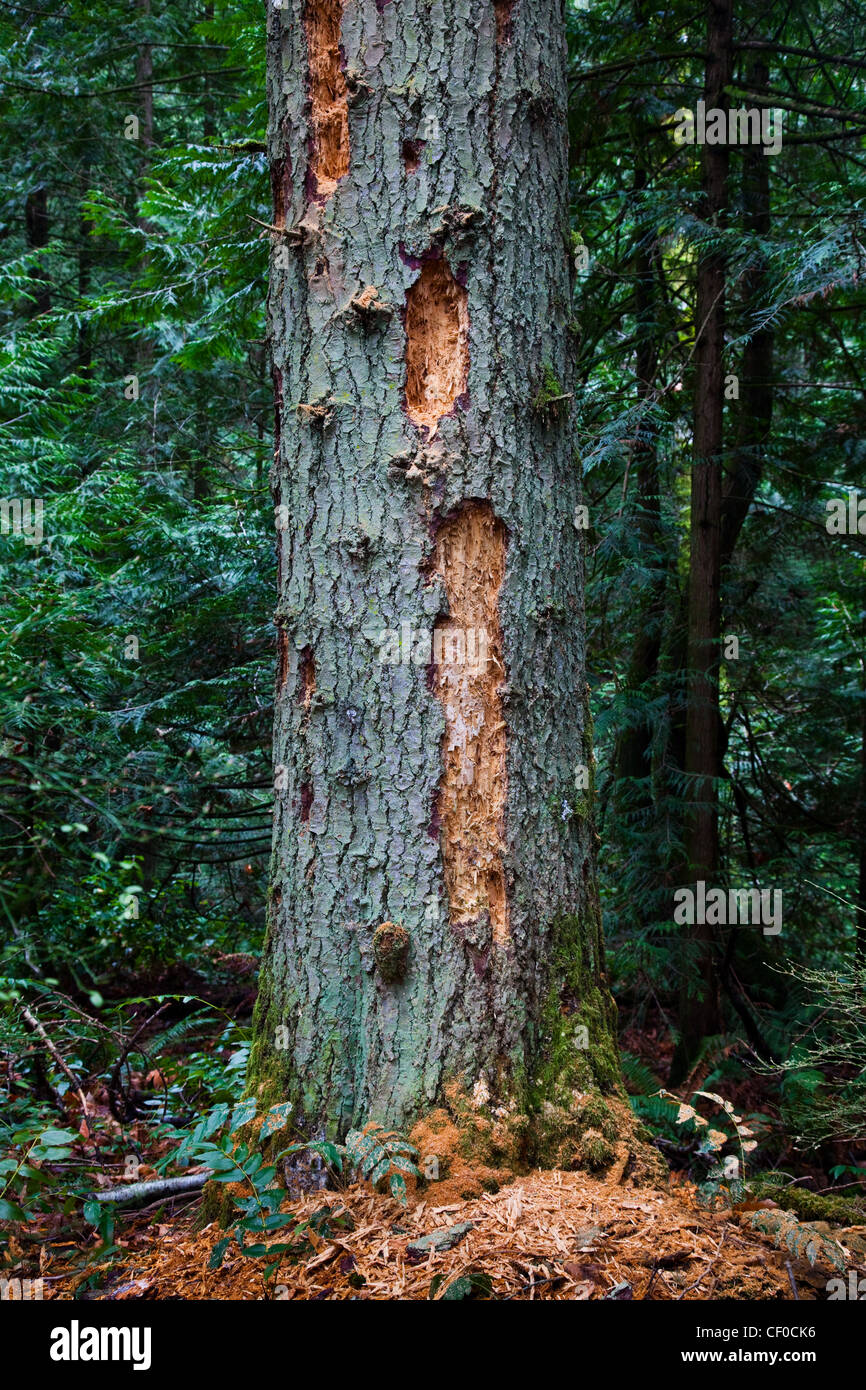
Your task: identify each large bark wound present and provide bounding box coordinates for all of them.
[405,259,469,436]
[305,0,349,197]
[433,504,508,945]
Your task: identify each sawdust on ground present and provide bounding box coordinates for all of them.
[86,1167,850,1301]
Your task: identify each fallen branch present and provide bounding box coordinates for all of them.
[20,1002,90,1131]
[92,1173,211,1207]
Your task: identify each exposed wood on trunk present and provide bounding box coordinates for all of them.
[433,502,508,945]
[305,0,349,198]
[494,1,515,45]
[405,257,470,435]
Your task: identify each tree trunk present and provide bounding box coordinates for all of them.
[136,0,154,153]
[77,134,94,375]
[674,0,732,1079]
[858,618,866,962]
[250,0,621,1150]
[24,185,50,317]
[615,116,664,804]
[721,58,773,571]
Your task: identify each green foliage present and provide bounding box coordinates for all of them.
[0,981,251,1266]
[343,1122,420,1206]
[1,0,272,1001]
[620,1049,663,1097]
[564,0,866,1129]
[0,1108,119,1263]
[772,965,866,1144]
[655,1087,759,1207]
[429,1270,493,1301]
[151,1107,418,1280]
[746,1207,846,1270]
[156,1098,325,1280]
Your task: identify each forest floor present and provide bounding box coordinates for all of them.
[45,1165,865,1302]
[7,982,862,1302]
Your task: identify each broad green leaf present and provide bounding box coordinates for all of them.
[209,1237,232,1269]
[260,1102,293,1141]
[230,1100,257,1132]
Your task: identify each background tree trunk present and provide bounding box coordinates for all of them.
[673,0,733,1079]
[250,0,620,1143]
[721,57,773,571]
[615,89,664,808]
[24,185,50,317]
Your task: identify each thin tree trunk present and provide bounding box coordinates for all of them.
[715,58,775,1024]
[134,0,155,377]
[77,132,94,375]
[136,0,154,153]
[24,186,50,317]
[858,622,866,961]
[250,0,621,1149]
[203,3,215,145]
[721,58,774,570]
[616,132,664,802]
[674,0,733,1079]
[14,186,53,938]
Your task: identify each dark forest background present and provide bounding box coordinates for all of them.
[1,0,864,1273]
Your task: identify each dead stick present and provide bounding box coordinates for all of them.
[20,1003,90,1126]
[91,1173,211,1207]
[785,1261,800,1299]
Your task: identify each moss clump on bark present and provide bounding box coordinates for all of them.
[245,971,301,1116]
[531,361,568,420]
[575,1128,616,1172]
[373,920,410,982]
[407,1049,665,1189]
[408,1104,514,1202]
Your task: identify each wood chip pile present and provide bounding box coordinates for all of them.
[81,1168,857,1301]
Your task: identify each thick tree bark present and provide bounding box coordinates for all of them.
[674,0,733,1078]
[250,0,619,1144]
